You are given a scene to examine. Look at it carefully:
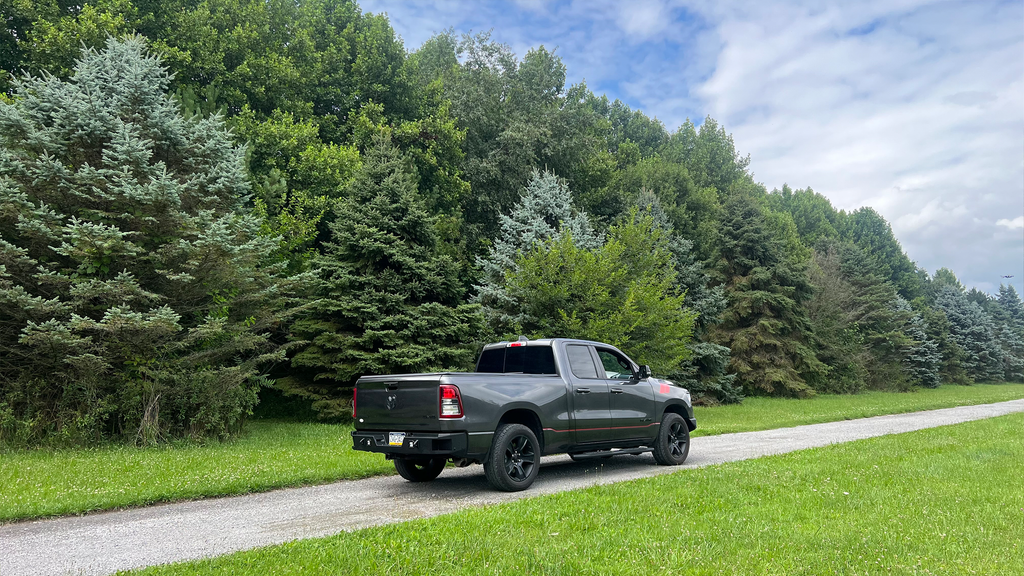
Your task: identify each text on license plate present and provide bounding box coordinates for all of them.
[388,432,405,446]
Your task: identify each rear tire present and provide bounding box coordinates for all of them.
[484,423,540,491]
[394,457,446,482]
[652,413,690,466]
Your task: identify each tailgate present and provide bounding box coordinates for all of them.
[355,374,443,431]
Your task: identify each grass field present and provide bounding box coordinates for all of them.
[130,412,1024,576]
[2,382,1022,523]
[0,422,392,523]
[692,382,1024,436]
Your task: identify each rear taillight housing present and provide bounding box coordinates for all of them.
[439,384,463,418]
[351,388,357,419]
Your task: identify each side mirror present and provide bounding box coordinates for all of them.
[636,365,651,379]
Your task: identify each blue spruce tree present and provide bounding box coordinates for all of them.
[894,297,941,388]
[935,286,1004,382]
[474,169,599,336]
[0,37,309,443]
[994,284,1024,381]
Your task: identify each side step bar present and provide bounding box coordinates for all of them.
[568,447,652,460]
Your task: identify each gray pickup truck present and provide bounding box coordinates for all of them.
[352,337,696,491]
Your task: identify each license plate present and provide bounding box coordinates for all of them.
[388,432,406,446]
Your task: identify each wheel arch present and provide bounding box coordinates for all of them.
[663,402,696,431]
[496,408,544,452]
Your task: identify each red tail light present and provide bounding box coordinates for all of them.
[439,384,463,418]
[352,388,357,419]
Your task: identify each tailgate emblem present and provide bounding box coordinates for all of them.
[386,394,398,410]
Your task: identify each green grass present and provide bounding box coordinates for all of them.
[0,421,392,523]
[2,382,1022,524]
[693,382,1024,437]
[131,413,1024,576]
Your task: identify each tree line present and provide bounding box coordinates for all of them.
[1,1,1022,445]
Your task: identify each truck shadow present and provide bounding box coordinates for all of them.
[379,453,665,500]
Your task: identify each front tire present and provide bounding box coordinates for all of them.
[394,457,446,482]
[652,413,690,466]
[484,423,540,491]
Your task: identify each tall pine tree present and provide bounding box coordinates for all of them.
[997,284,1024,327]
[838,243,916,390]
[916,303,971,385]
[993,284,1024,381]
[894,296,941,388]
[805,243,869,393]
[711,195,825,396]
[286,133,483,419]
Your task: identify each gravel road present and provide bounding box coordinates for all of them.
[3,399,1023,576]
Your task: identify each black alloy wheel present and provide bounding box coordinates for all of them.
[504,434,536,480]
[652,412,690,466]
[484,423,541,491]
[394,457,447,482]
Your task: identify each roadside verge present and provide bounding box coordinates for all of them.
[2,399,1022,576]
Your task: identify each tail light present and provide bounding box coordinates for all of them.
[439,384,463,418]
[352,388,357,419]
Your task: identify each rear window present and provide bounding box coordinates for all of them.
[476,346,557,375]
[477,348,505,372]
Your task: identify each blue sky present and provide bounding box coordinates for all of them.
[362,0,1024,296]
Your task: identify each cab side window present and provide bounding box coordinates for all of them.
[596,349,634,380]
[566,344,600,379]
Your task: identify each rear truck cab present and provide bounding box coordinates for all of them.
[351,338,696,491]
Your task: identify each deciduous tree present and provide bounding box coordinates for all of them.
[475,170,599,335]
[504,210,697,374]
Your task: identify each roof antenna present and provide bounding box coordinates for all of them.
[518,335,529,342]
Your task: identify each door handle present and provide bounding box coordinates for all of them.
[575,388,591,394]
[611,388,624,394]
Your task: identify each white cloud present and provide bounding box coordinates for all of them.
[616,1,670,39]
[683,0,1024,294]
[997,216,1024,230]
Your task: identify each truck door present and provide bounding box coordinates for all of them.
[594,347,656,440]
[564,344,614,444]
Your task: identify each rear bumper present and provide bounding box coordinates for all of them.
[352,430,470,458]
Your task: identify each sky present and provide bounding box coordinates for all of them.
[361,0,1024,297]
